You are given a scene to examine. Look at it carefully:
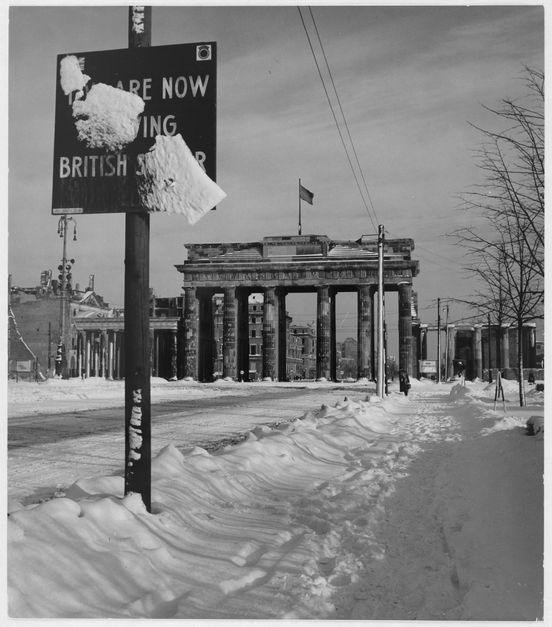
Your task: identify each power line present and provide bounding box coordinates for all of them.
[297,7,378,232]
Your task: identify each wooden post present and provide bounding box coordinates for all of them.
[124,6,152,511]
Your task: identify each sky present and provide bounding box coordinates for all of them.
[6,2,544,344]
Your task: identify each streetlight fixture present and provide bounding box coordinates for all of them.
[55,215,77,378]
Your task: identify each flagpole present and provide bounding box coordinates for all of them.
[298,178,302,236]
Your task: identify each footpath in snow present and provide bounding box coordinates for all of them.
[7,378,544,620]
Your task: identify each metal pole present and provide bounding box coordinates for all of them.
[124,5,152,512]
[444,304,449,380]
[377,225,385,398]
[298,179,302,236]
[56,215,68,378]
[437,297,441,383]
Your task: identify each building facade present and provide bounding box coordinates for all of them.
[444,322,539,381]
[8,272,114,379]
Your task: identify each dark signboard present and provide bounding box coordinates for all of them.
[52,42,216,214]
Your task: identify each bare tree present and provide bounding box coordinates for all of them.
[453,67,544,406]
[464,67,544,279]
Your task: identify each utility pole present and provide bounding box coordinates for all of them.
[436,298,441,383]
[124,5,152,512]
[377,225,385,398]
[56,215,76,379]
[444,303,449,380]
[383,320,388,395]
[298,178,302,236]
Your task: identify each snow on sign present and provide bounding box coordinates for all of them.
[52,42,217,214]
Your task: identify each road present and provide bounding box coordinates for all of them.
[8,384,371,508]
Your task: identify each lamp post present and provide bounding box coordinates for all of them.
[55,215,77,378]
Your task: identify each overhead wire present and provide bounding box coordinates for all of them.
[307,7,380,227]
[297,6,379,232]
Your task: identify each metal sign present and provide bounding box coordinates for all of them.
[16,360,32,373]
[419,359,437,374]
[52,42,217,214]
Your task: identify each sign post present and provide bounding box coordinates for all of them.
[51,6,219,513]
[124,5,152,511]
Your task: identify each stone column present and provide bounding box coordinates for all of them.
[102,330,108,378]
[198,291,215,382]
[421,325,428,361]
[78,331,85,377]
[316,285,331,380]
[149,329,155,376]
[94,333,100,377]
[108,331,114,380]
[114,332,120,379]
[262,287,277,380]
[119,331,126,380]
[170,330,178,380]
[223,287,238,379]
[501,324,510,373]
[85,333,91,378]
[412,321,420,378]
[398,283,413,376]
[357,285,372,380]
[524,323,537,369]
[237,289,250,381]
[330,288,337,381]
[446,325,456,379]
[277,289,287,381]
[183,287,199,380]
[473,324,483,380]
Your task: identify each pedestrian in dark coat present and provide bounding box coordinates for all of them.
[399,369,410,396]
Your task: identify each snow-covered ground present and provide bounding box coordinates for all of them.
[7,377,545,620]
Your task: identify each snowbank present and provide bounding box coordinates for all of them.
[8,379,543,619]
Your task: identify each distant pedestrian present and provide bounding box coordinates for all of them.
[399,369,410,396]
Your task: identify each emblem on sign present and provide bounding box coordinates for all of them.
[196,44,212,61]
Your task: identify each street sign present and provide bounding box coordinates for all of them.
[52,42,217,214]
[419,359,437,374]
[16,360,32,373]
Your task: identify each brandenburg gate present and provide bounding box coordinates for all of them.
[176,234,419,382]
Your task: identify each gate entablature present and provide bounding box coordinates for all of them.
[176,234,419,289]
[176,235,420,381]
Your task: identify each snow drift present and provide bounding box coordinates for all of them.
[8,379,543,619]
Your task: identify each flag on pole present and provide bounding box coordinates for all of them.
[299,183,314,205]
